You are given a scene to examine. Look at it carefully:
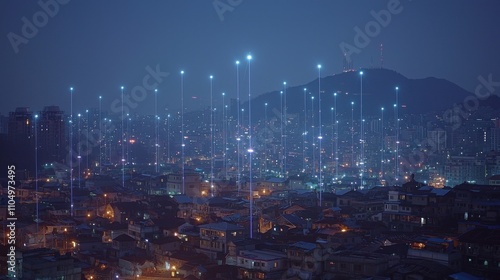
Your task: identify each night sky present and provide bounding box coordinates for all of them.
[1,0,499,116]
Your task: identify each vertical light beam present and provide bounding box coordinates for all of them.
[247,54,254,238]
[317,64,323,207]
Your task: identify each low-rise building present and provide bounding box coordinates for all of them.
[15,248,82,280]
[459,227,500,278]
[198,222,245,263]
[407,236,461,271]
[287,241,329,279]
[325,250,399,278]
[236,249,288,279]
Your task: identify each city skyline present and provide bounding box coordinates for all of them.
[2,1,500,115]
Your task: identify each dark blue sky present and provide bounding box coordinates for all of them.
[1,0,499,116]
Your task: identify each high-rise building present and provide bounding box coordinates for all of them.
[427,130,446,153]
[0,113,8,134]
[8,107,33,141]
[39,106,66,164]
[491,119,500,151]
[444,156,486,186]
[7,107,34,174]
[230,98,238,120]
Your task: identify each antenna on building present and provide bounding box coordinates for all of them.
[342,53,347,72]
[343,52,354,72]
[380,43,384,69]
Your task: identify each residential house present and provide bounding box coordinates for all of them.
[458,227,500,278]
[118,255,155,277]
[407,235,461,271]
[259,178,287,193]
[16,248,82,280]
[325,251,399,278]
[198,222,245,263]
[105,201,147,223]
[226,239,261,265]
[148,236,181,258]
[166,171,203,196]
[102,222,128,243]
[128,219,159,241]
[236,249,288,279]
[287,241,329,279]
[111,234,136,258]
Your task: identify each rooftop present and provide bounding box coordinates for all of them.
[289,241,316,251]
[199,222,244,231]
[329,250,395,261]
[459,227,500,245]
[113,234,136,242]
[239,249,287,261]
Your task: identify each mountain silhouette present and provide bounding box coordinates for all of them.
[246,68,476,119]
